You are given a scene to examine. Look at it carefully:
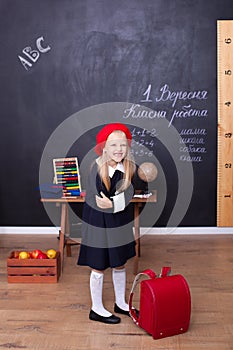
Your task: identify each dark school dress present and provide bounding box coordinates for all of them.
[77,161,136,270]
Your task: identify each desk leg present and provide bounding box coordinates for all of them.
[59,203,68,272]
[133,203,141,275]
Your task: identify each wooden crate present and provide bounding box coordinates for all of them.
[7,251,61,283]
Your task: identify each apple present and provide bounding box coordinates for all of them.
[46,249,57,259]
[19,251,30,259]
[31,249,43,259]
[13,251,20,258]
[37,252,48,259]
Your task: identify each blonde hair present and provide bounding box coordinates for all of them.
[97,130,135,192]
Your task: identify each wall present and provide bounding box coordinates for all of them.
[1,0,233,228]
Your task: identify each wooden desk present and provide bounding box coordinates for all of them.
[41,190,157,274]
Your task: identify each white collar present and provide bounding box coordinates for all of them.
[108,162,125,178]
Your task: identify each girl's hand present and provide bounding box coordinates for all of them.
[96,191,113,209]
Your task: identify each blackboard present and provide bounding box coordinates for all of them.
[1,0,233,228]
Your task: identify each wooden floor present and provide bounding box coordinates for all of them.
[0,233,232,350]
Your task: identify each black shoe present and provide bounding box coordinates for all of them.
[89,310,121,324]
[114,304,140,318]
[114,303,130,317]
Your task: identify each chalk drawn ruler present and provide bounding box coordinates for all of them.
[217,20,233,226]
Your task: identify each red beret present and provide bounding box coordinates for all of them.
[95,123,132,155]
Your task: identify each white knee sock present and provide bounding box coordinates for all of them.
[112,268,129,311]
[90,270,112,317]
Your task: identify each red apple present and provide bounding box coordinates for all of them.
[31,249,43,259]
[13,251,20,259]
[37,252,48,259]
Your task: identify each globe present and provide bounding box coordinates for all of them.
[138,162,158,182]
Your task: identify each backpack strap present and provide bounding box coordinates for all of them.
[129,269,156,324]
[129,267,171,324]
[159,266,171,277]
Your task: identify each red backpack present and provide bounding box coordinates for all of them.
[129,267,191,339]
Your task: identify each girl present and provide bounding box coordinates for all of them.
[78,123,137,324]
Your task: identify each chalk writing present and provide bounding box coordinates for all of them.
[123,103,208,128]
[179,145,206,154]
[132,138,155,148]
[180,128,207,135]
[130,127,158,138]
[179,128,207,162]
[180,155,203,162]
[180,137,205,144]
[131,149,153,157]
[141,84,153,102]
[123,104,166,120]
[18,36,51,71]
[129,127,157,158]
[131,83,210,164]
[169,104,208,127]
[141,83,208,108]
